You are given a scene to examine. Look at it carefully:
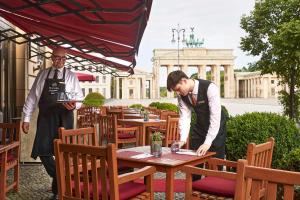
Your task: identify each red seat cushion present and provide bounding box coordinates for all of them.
[0,152,16,164]
[118,133,135,139]
[77,179,146,199]
[192,176,236,197]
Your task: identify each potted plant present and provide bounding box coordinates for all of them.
[150,132,163,157]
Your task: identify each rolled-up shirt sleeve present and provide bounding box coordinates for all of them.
[178,96,192,142]
[204,83,221,146]
[22,71,43,123]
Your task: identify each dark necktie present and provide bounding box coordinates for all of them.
[53,69,58,80]
[189,93,197,106]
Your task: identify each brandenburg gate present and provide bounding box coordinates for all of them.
[152,48,236,98]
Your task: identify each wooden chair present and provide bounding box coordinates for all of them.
[0,122,21,198]
[59,127,97,146]
[235,159,300,200]
[182,137,275,200]
[163,116,180,147]
[98,115,139,148]
[147,111,177,137]
[54,140,155,200]
[77,106,101,128]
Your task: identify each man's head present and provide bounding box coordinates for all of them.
[167,70,191,96]
[51,47,67,69]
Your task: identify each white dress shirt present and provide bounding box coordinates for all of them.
[178,80,221,146]
[22,67,84,123]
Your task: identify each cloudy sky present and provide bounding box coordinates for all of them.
[135,0,257,85]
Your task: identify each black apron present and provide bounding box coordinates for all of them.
[31,68,74,159]
[181,79,227,159]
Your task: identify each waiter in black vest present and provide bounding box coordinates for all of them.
[167,70,226,159]
[22,47,83,199]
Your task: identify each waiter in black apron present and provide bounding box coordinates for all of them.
[167,70,226,178]
[22,47,83,199]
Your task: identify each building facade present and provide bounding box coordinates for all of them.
[77,72,111,98]
[152,48,235,98]
[114,68,153,99]
[235,71,284,98]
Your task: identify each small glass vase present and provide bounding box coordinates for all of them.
[144,112,149,121]
[150,140,162,157]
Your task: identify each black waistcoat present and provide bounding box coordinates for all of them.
[180,79,226,150]
[31,68,74,159]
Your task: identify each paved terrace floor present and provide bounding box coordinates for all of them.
[7,164,185,200]
[105,98,282,116]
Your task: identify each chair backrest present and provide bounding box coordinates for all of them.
[59,127,97,146]
[98,115,115,145]
[246,137,275,168]
[235,159,300,200]
[107,109,124,120]
[244,137,275,199]
[0,122,20,145]
[54,140,119,200]
[164,116,180,147]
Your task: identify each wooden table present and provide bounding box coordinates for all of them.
[118,119,166,145]
[117,146,215,200]
[0,143,15,199]
[123,114,158,119]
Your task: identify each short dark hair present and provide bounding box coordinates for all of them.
[167,70,188,91]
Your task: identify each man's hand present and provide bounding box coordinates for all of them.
[196,144,210,156]
[22,122,30,134]
[62,102,76,110]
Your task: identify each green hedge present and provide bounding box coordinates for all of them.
[226,112,300,169]
[83,92,105,107]
[149,102,178,112]
[280,147,300,172]
[129,104,143,109]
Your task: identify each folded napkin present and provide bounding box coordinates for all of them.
[176,151,197,156]
[131,153,153,159]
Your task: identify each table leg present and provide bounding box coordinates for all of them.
[138,126,143,146]
[141,125,146,146]
[165,168,175,200]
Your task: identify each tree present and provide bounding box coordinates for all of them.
[240,0,300,121]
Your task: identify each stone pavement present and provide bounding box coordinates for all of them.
[105,98,282,116]
[6,164,185,200]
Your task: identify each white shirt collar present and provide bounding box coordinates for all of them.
[52,67,64,72]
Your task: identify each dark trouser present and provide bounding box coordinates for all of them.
[190,127,226,181]
[40,156,57,194]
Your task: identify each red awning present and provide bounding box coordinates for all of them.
[75,72,95,82]
[0,0,153,74]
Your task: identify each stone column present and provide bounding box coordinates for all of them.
[224,66,228,98]
[244,80,247,98]
[236,78,239,98]
[247,79,251,98]
[197,65,206,79]
[211,65,221,89]
[181,65,188,75]
[141,77,146,99]
[167,65,174,98]
[254,78,256,97]
[152,62,160,98]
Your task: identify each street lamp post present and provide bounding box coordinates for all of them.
[171,24,186,67]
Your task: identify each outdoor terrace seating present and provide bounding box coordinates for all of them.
[0,122,20,199]
[182,137,275,200]
[54,140,156,200]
